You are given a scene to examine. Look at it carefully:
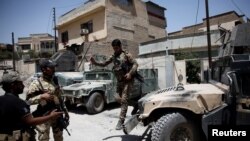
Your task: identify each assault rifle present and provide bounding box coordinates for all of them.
[56,94,71,136]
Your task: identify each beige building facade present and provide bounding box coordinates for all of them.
[57,0,167,58]
[17,33,56,53]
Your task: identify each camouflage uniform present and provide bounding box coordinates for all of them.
[113,51,138,124]
[26,76,65,141]
[101,51,138,126]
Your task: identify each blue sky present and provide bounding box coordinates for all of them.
[0,0,249,44]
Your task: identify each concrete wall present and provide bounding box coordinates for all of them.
[137,56,166,89]
[139,30,222,55]
[0,60,36,81]
[137,55,186,89]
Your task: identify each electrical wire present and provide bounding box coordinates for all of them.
[230,0,249,19]
[55,2,84,9]
[190,0,200,52]
[46,8,53,34]
[55,1,84,15]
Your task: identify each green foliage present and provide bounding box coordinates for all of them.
[27,50,40,58]
[186,60,201,84]
[0,50,19,60]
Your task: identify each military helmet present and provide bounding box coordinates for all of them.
[39,58,57,68]
[1,71,21,84]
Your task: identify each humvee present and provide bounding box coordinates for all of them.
[61,69,158,114]
[124,23,250,141]
[56,72,84,87]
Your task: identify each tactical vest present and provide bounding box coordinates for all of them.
[112,51,132,82]
[32,77,60,117]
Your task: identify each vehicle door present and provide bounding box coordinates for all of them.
[106,72,117,103]
[235,71,250,125]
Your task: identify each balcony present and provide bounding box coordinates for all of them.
[57,0,105,27]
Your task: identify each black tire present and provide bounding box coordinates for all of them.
[86,92,105,114]
[151,112,200,141]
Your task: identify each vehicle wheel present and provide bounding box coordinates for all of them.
[86,92,105,114]
[151,112,200,141]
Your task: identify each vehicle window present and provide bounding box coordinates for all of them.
[85,73,111,80]
[85,73,96,80]
[57,76,67,87]
[98,73,111,80]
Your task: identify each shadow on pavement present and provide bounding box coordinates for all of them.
[68,102,121,115]
[68,105,87,115]
[105,102,121,110]
[102,126,152,141]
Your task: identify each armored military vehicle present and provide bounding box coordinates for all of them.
[56,72,84,87]
[61,69,158,114]
[124,23,250,141]
[50,50,78,72]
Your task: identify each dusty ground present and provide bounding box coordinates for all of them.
[62,104,152,141]
[0,87,152,141]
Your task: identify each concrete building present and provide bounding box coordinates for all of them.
[138,11,246,89]
[169,11,244,36]
[56,0,167,58]
[17,33,56,54]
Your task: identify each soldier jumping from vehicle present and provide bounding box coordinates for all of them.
[90,39,139,130]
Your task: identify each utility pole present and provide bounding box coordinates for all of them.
[205,0,212,69]
[12,32,16,71]
[53,7,57,52]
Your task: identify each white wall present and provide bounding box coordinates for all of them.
[137,56,187,89]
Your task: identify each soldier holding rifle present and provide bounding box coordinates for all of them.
[26,59,70,141]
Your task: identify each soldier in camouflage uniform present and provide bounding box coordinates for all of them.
[90,39,138,130]
[26,59,69,141]
[0,70,62,141]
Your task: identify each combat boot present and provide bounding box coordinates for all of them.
[115,120,124,130]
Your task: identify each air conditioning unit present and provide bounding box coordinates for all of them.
[80,28,89,36]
